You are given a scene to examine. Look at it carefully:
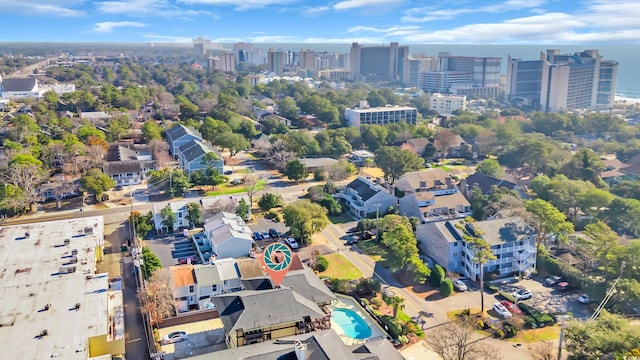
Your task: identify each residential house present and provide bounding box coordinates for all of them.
[193,258,244,309]
[416,216,537,280]
[337,176,396,219]
[152,200,191,233]
[400,137,431,156]
[202,212,254,259]
[434,133,467,157]
[169,264,197,313]
[211,288,331,348]
[0,77,39,99]
[166,124,203,156]
[395,169,455,196]
[299,157,338,173]
[103,144,155,186]
[460,172,517,198]
[38,181,79,203]
[399,190,471,223]
[348,150,375,167]
[280,269,336,307]
[177,139,224,177]
[259,112,291,127]
[600,157,629,187]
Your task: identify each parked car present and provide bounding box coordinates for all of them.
[361,231,374,240]
[346,227,358,234]
[512,289,533,301]
[230,178,243,185]
[545,275,562,286]
[262,231,270,239]
[556,281,572,291]
[492,302,512,318]
[346,236,359,245]
[114,185,124,191]
[283,237,299,249]
[253,231,263,240]
[269,228,279,239]
[500,300,522,314]
[578,294,592,304]
[161,331,188,345]
[224,170,233,175]
[453,279,468,292]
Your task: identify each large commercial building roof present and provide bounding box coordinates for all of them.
[0,217,124,360]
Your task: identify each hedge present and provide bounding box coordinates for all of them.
[498,290,517,303]
[440,278,453,297]
[519,303,555,327]
[380,315,403,338]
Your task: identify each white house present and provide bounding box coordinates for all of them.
[348,150,375,167]
[399,191,471,223]
[203,212,254,259]
[166,124,203,155]
[169,264,197,313]
[429,93,466,114]
[0,76,39,99]
[103,144,155,186]
[416,216,537,280]
[152,200,192,233]
[337,176,396,219]
[193,258,244,309]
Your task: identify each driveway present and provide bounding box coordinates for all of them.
[496,278,585,317]
[145,235,192,268]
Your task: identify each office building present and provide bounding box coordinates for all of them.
[402,56,436,87]
[345,103,418,127]
[193,36,212,55]
[420,53,501,97]
[298,49,316,71]
[429,93,467,114]
[507,49,618,112]
[350,42,409,82]
[232,42,263,65]
[267,49,285,75]
[208,53,236,73]
[0,217,125,359]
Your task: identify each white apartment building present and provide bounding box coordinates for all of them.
[429,93,466,114]
[345,104,418,127]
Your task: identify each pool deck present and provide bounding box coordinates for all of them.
[330,294,387,346]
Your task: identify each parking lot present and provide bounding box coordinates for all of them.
[145,235,195,268]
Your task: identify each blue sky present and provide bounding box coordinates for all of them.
[1,0,639,44]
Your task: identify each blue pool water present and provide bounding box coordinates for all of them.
[331,308,372,339]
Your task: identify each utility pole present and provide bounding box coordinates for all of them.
[375,203,381,243]
[589,261,626,322]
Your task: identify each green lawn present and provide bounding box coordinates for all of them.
[357,239,400,271]
[317,253,363,280]
[205,179,266,196]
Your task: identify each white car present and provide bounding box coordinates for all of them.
[161,331,188,345]
[578,294,592,304]
[492,302,512,319]
[283,238,299,249]
[512,289,533,301]
[453,279,468,292]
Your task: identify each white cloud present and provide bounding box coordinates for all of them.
[177,0,297,11]
[94,21,146,33]
[248,35,300,43]
[302,6,329,17]
[0,0,84,16]
[334,0,398,10]
[348,25,420,33]
[402,0,546,23]
[142,34,192,42]
[97,0,211,17]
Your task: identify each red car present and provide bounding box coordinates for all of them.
[500,300,522,314]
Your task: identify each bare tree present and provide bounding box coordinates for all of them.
[243,175,259,209]
[425,320,500,360]
[148,139,173,168]
[434,129,457,157]
[86,145,106,169]
[269,138,295,170]
[528,341,558,360]
[2,162,47,211]
[140,269,176,325]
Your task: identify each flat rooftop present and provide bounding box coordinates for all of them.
[0,216,122,360]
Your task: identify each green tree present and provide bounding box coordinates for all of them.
[456,217,497,313]
[430,264,445,286]
[600,197,640,236]
[386,295,405,319]
[168,170,191,197]
[440,278,454,297]
[80,168,115,201]
[201,117,232,142]
[381,224,419,275]
[190,168,226,188]
[284,159,307,182]
[185,202,201,228]
[3,154,47,211]
[278,96,298,120]
[525,199,574,247]
[215,132,249,157]
[258,193,284,211]
[564,311,640,360]
[578,188,614,217]
[141,121,163,142]
[160,204,176,232]
[476,158,504,178]
[283,200,329,244]
[361,125,388,151]
[583,221,618,272]
[236,198,250,221]
[77,124,106,142]
[129,211,153,239]
[141,247,162,279]
[374,146,424,184]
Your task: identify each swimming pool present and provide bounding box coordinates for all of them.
[331,308,372,339]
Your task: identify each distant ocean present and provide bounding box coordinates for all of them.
[244,44,640,100]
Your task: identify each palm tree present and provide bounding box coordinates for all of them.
[456,217,496,314]
[387,295,405,319]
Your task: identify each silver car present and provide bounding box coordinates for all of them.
[162,331,188,345]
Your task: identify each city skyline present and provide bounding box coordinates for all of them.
[1,0,639,44]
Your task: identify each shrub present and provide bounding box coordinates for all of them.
[503,323,517,338]
[430,264,445,286]
[398,335,409,344]
[380,315,403,338]
[258,193,284,211]
[371,297,384,308]
[313,168,326,181]
[329,278,351,294]
[265,210,281,222]
[315,256,329,272]
[476,320,485,330]
[498,290,517,303]
[356,278,382,296]
[440,278,453,297]
[484,283,499,294]
[494,329,505,338]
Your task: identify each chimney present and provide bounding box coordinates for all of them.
[294,340,306,360]
[445,176,452,189]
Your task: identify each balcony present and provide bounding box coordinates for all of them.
[514,249,536,261]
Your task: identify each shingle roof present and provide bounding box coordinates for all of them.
[299,157,338,169]
[166,124,202,142]
[396,169,451,193]
[212,288,324,333]
[1,77,37,92]
[170,264,195,287]
[236,258,265,279]
[179,139,219,163]
[103,161,142,175]
[346,177,380,201]
[280,269,336,305]
[193,258,241,286]
[464,172,517,194]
